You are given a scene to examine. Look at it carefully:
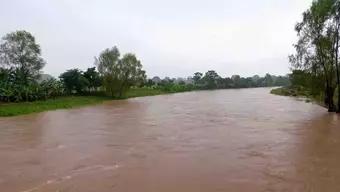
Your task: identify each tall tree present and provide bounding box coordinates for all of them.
[264,73,273,87]
[0,30,45,85]
[118,53,146,97]
[193,72,203,85]
[95,47,146,97]
[0,30,46,101]
[330,0,340,112]
[290,0,337,112]
[203,70,221,89]
[95,47,121,97]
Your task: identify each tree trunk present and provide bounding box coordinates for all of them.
[337,83,340,113]
[335,19,340,113]
[111,87,114,98]
[118,82,125,98]
[336,56,340,112]
[319,45,335,112]
[326,84,336,112]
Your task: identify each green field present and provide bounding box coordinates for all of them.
[124,87,166,98]
[0,96,110,117]
[0,87,177,117]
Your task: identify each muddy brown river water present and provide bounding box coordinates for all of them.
[0,88,339,192]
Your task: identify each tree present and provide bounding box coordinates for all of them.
[151,76,161,85]
[39,78,64,99]
[0,30,45,86]
[274,75,290,86]
[290,0,337,112]
[59,69,89,94]
[330,0,340,112]
[0,68,13,102]
[95,47,146,98]
[264,73,273,87]
[83,67,102,91]
[223,77,234,88]
[95,47,121,97]
[118,53,146,97]
[202,70,221,89]
[231,75,241,88]
[0,30,46,101]
[193,72,203,85]
[145,79,155,87]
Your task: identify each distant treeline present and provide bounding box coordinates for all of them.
[146,72,289,91]
[0,30,289,103]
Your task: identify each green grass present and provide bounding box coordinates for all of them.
[270,87,326,106]
[0,96,110,117]
[0,87,184,117]
[125,87,166,98]
[270,86,313,97]
[271,87,299,96]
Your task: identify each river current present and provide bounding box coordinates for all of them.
[0,88,339,192]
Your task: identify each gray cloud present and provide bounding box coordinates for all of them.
[0,0,312,78]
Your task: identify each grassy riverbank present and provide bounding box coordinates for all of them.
[0,96,110,117]
[270,87,310,97]
[124,87,166,98]
[2,87,296,117]
[0,87,178,117]
[270,87,326,106]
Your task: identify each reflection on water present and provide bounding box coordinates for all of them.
[0,88,339,192]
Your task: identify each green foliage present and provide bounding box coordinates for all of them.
[193,72,203,84]
[290,0,340,112]
[96,47,120,97]
[271,86,325,106]
[271,87,311,97]
[39,79,64,99]
[0,29,293,116]
[118,53,146,95]
[83,67,102,91]
[145,72,290,96]
[202,70,221,89]
[0,77,64,102]
[95,47,146,98]
[191,71,289,90]
[59,69,89,94]
[0,31,55,102]
[0,30,45,85]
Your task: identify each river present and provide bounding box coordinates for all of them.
[0,88,339,192]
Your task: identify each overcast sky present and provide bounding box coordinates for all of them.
[0,0,312,78]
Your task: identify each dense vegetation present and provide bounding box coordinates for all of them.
[272,0,340,113]
[0,30,289,116]
[147,72,289,92]
[0,31,148,102]
[0,31,63,102]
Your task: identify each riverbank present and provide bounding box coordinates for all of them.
[270,87,325,106]
[0,96,111,117]
[270,87,310,97]
[1,87,284,117]
[0,87,172,117]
